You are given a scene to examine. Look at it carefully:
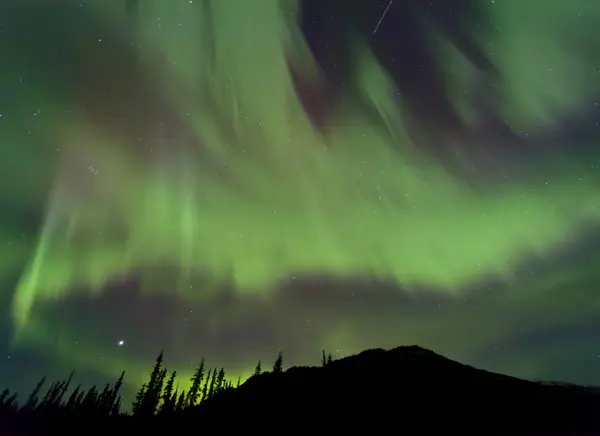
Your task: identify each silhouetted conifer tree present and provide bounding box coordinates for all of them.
[201,369,211,401]
[254,360,262,377]
[151,368,167,412]
[80,385,98,415]
[23,376,46,411]
[98,383,113,413]
[63,384,83,413]
[58,371,74,403]
[159,371,177,414]
[38,372,72,411]
[273,351,283,373]
[175,390,186,411]
[0,389,9,406]
[170,386,180,408]
[40,381,61,410]
[139,352,166,415]
[132,383,146,416]
[72,388,86,412]
[321,350,333,366]
[0,388,17,414]
[2,391,17,411]
[112,396,122,416]
[207,368,217,400]
[215,368,225,394]
[109,371,125,415]
[185,359,204,407]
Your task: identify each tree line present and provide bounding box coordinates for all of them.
[0,349,334,420]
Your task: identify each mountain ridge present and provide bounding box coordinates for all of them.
[186,345,600,433]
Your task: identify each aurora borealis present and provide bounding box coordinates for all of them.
[2,0,600,398]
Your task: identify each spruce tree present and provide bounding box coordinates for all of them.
[98,383,113,413]
[273,351,283,373]
[132,383,146,416]
[175,390,186,411]
[3,392,17,411]
[140,352,166,415]
[112,396,122,416]
[0,389,9,406]
[151,368,167,413]
[159,371,177,414]
[40,381,61,410]
[23,376,46,410]
[254,360,262,377]
[65,385,85,413]
[207,368,217,400]
[170,386,180,409]
[80,385,98,415]
[65,384,82,411]
[45,371,73,409]
[108,371,125,415]
[215,367,225,394]
[185,359,204,407]
[200,368,211,402]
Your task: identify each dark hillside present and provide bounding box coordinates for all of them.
[193,346,600,433]
[4,346,600,435]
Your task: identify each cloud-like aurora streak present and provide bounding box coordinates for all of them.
[3,0,600,391]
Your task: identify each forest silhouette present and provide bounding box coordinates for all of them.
[2,345,600,435]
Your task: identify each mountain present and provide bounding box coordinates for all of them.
[186,345,600,434]
[7,345,600,435]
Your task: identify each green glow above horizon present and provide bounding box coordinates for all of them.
[2,0,600,386]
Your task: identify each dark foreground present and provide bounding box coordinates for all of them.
[2,346,600,435]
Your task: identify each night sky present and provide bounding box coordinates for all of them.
[2,0,600,401]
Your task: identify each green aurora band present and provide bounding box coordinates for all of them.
[3,0,600,389]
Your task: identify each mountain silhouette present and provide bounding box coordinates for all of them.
[188,345,600,434]
[5,345,600,435]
